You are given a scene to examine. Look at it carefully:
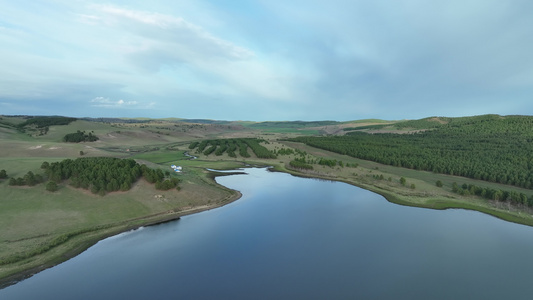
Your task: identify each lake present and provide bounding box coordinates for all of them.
[2,167,533,299]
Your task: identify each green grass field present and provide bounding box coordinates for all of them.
[132,149,188,164]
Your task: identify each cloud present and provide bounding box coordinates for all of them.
[1,0,532,120]
[256,0,533,119]
[86,4,254,67]
[90,96,143,108]
[74,4,295,102]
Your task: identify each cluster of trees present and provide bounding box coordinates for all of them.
[318,158,340,167]
[343,124,388,131]
[285,152,357,171]
[290,115,533,189]
[39,157,179,195]
[236,140,249,157]
[193,139,241,157]
[155,177,181,191]
[17,116,77,128]
[63,130,99,143]
[450,183,533,207]
[189,138,276,159]
[46,181,59,192]
[245,139,276,158]
[289,158,314,170]
[194,141,208,152]
[0,169,6,179]
[274,148,295,156]
[295,157,355,168]
[8,171,45,186]
[214,143,228,156]
[237,140,249,157]
[14,116,77,136]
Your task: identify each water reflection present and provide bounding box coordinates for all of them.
[2,168,533,300]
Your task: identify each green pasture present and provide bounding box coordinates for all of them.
[131,149,188,164]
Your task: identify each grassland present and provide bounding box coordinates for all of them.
[2,115,533,288]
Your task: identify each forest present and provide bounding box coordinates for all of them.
[189,138,277,159]
[290,115,533,189]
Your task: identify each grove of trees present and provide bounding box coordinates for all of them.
[37,157,180,195]
[189,138,277,159]
[450,183,533,207]
[63,130,99,143]
[8,171,45,186]
[17,116,77,128]
[289,158,314,170]
[2,157,183,195]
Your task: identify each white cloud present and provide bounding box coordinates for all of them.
[91,96,112,104]
[90,96,143,108]
[72,4,299,101]
[77,14,102,26]
[2,0,532,120]
[87,4,254,63]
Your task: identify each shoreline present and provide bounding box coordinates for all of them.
[0,179,242,290]
[3,164,533,289]
[272,165,533,228]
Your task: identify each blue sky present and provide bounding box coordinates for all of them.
[1,0,532,121]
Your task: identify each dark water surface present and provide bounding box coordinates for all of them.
[3,167,533,299]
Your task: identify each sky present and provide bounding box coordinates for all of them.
[1,0,532,121]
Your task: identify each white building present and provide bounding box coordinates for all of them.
[171,165,182,173]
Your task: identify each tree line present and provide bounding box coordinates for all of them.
[290,115,533,190]
[17,116,77,128]
[289,158,314,170]
[8,171,45,187]
[281,149,358,171]
[450,182,533,207]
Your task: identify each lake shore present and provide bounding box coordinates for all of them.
[0,180,242,290]
[272,164,533,228]
[3,161,533,290]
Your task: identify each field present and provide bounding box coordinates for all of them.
[2,115,533,287]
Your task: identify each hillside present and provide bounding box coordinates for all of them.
[291,114,533,189]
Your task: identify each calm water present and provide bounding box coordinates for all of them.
[3,167,533,299]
